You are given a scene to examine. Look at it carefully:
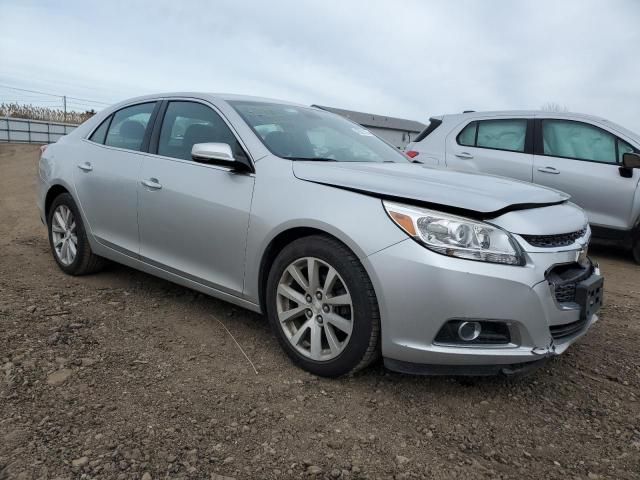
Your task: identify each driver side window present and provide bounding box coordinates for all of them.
[157,101,245,161]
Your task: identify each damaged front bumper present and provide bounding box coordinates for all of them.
[363,238,602,376]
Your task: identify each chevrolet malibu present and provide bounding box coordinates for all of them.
[38,93,603,377]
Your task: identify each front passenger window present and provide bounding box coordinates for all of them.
[619,139,635,163]
[542,119,616,164]
[104,103,156,152]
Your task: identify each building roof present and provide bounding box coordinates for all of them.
[312,105,426,133]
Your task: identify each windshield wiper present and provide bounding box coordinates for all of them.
[284,157,338,162]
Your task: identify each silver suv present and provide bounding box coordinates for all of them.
[38,94,603,377]
[405,111,640,262]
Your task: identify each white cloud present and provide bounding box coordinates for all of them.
[1,0,638,132]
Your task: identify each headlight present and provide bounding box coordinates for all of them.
[383,201,524,265]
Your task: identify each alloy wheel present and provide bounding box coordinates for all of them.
[51,205,78,266]
[276,257,354,361]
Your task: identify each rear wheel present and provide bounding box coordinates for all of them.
[633,240,640,265]
[47,193,105,275]
[266,235,380,377]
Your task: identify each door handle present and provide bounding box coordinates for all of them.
[77,162,93,172]
[455,152,474,159]
[537,166,560,175]
[142,178,162,190]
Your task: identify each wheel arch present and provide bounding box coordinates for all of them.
[45,184,72,218]
[257,226,366,313]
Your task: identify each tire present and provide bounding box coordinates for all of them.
[47,192,106,275]
[265,235,380,377]
[633,240,640,265]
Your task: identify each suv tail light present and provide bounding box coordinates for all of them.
[405,150,419,159]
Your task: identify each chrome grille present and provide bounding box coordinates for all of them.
[522,227,587,248]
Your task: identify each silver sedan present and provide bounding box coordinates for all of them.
[37,93,603,377]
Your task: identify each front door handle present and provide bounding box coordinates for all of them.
[455,152,474,159]
[142,178,162,190]
[537,166,560,174]
[77,162,93,172]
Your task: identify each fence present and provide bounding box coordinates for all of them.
[0,117,77,144]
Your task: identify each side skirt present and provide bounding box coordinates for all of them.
[90,238,263,314]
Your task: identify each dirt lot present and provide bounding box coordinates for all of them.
[0,143,639,480]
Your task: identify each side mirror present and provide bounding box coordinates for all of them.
[191,143,252,172]
[622,152,640,169]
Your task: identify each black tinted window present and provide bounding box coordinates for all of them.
[104,103,155,152]
[413,118,442,142]
[158,101,242,161]
[89,116,111,144]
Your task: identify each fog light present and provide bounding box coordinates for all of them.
[434,320,511,345]
[458,321,481,341]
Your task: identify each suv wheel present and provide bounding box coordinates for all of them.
[47,193,105,275]
[633,239,640,265]
[266,235,380,377]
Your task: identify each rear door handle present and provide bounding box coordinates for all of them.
[77,162,93,172]
[537,166,560,174]
[455,152,473,159]
[141,178,162,190]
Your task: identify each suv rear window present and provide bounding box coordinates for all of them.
[413,118,442,142]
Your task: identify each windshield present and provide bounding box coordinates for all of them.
[229,101,410,163]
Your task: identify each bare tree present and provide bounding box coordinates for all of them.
[541,102,569,113]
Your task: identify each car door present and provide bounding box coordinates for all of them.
[533,118,640,230]
[74,101,158,255]
[445,117,534,182]
[137,99,255,296]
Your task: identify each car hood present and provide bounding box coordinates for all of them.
[292,161,570,218]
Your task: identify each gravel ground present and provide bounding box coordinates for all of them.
[1,143,639,480]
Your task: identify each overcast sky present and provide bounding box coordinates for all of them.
[1,0,639,131]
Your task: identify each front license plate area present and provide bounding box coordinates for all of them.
[576,275,604,320]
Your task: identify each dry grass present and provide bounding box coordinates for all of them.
[0,103,96,124]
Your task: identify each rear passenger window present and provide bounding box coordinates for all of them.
[104,103,155,152]
[477,119,526,152]
[457,119,527,153]
[89,116,111,144]
[457,122,476,146]
[157,101,244,161]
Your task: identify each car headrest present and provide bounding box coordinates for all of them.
[119,120,145,140]
[183,123,217,147]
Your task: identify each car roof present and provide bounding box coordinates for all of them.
[437,110,639,143]
[111,92,307,108]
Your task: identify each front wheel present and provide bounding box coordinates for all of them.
[265,235,380,377]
